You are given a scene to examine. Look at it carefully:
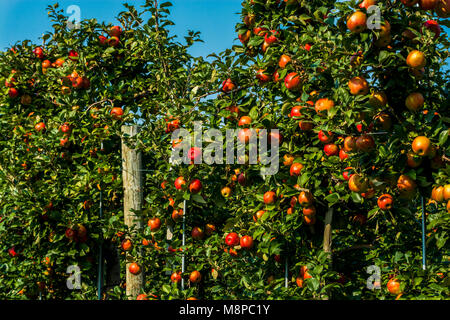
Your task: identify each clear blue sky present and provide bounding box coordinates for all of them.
[0,0,448,68]
[0,0,242,57]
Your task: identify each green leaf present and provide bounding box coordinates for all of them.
[324,193,340,205]
[192,194,206,203]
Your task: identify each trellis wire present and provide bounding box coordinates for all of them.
[97,142,104,300]
[285,258,288,289]
[181,199,186,291]
[421,196,426,270]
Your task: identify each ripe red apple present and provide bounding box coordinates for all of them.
[299,121,314,131]
[108,36,120,47]
[244,14,255,26]
[284,72,301,91]
[290,163,304,176]
[225,232,240,246]
[191,226,204,240]
[5,77,16,88]
[237,173,247,185]
[387,278,401,295]
[423,20,441,38]
[356,135,375,152]
[174,176,186,190]
[166,119,180,133]
[290,106,303,118]
[318,130,334,143]
[348,174,369,193]
[110,107,124,120]
[343,136,357,152]
[129,263,141,275]
[256,69,271,83]
[8,88,19,98]
[339,149,349,160]
[348,76,369,95]
[406,151,423,168]
[315,98,334,116]
[268,131,282,145]
[240,235,254,250]
[148,217,161,231]
[239,30,251,44]
[377,194,394,211]
[60,137,70,147]
[342,167,353,180]
[238,116,252,127]
[68,50,78,61]
[347,11,367,33]
[35,122,46,132]
[278,54,291,68]
[221,186,232,198]
[42,60,51,69]
[72,77,84,89]
[273,70,283,82]
[8,246,18,257]
[253,26,268,36]
[189,179,202,194]
[298,191,314,207]
[405,92,424,112]
[221,78,236,93]
[412,136,432,156]
[99,35,108,46]
[33,47,44,59]
[359,0,377,9]
[109,26,123,37]
[263,191,277,204]
[65,228,77,241]
[324,144,339,156]
[264,30,279,44]
[397,174,417,199]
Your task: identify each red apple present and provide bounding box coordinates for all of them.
[110,107,124,120]
[189,179,202,194]
[68,50,78,61]
[318,130,334,143]
[324,144,339,156]
[264,30,279,44]
[423,20,441,38]
[109,26,123,37]
[284,72,301,91]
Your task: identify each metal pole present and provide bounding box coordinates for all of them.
[284,258,288,288]
[181,200,186,290]
[421,196,426,270]
[97,141,104,300]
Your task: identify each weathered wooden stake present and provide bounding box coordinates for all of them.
[122,125,144,299]
[323,207,334,256]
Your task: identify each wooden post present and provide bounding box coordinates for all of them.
[323,207,333,256]
[122,125,144,299]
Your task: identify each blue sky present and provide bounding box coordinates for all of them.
[0,0,242,57]
[0,0,447,67]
